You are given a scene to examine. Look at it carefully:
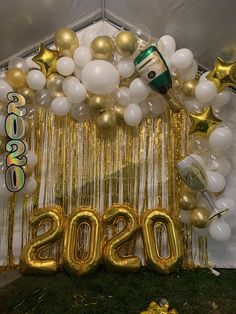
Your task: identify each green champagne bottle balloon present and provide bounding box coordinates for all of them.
[134,46,181,112]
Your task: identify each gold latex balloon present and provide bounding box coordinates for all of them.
[182,79,198,97]
[0,136,7,154]
[96,110,117,130]
[207,57,236,92]
[6,68,26,89]
[20,205,65,275]
[179,192,197,211]
[17,86,35,104]
[141,208,182,274]
[114,105,124,120]
[103,204,141,272]
[63,207,103,276]
[191,207,210,228]
[32,43,59,77]
[87,94,108,111]
[22,164,34,177]
[90,36,114,60]
[189,106,222,136]
[114,31,137,57]
[54,27,79,57]
[46,73,64,92]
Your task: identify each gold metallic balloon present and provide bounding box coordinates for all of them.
[114,105,124,120]
[141,208,182,274]
[0,136,7,154]
[114,31,137,57]
[6,68,26,89]
[191,207,210,228]
[17,86,35,104]
[46,73,64,92]
[179,192,197,211]
[87,94,108,111]
[32,43,59,77]
[54,27,79,57]
[22,164,34,177]
[207,57,236,92]
[90,36,114,60]
[63,207,103,276]
[96,110,117,130]
[182,79,198,97]
[20,205,65,275]
[103,204,141,271]
[189,106,222,136]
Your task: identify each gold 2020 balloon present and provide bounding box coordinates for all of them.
[90,36,114,60]
[62,207,103,276]
[54,27,79,57]
[141,208,182,274]
[103,204,141,272]
[20,206,65,275]
[114,31,137,57]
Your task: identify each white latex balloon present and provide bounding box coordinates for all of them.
[214,90,231,107]
[209,219,231,242]
[207,156,231,176]
[184,98,206,113]
[178,60,198,81]
[158,35,176,59]
[170,48,193,69]
[206,170,226,193]
[129,78,150,103]
[81,60,120,95]
[0,114,6,136]
[117,59,135,78]
[62,76,73,94]
[64,77,86,103]
[0,80,13,101]
[8,56,29,73]
[56,57,75,76]
[73,46,92,67]
[82,29,98,47]
[124,103,142,126]
[26,151,38,168]
[195,81,217,102]
[216,197,235,217]
[115,87,130,107]
[180,210,191,224]
[26,70,46,90]
[199,71,210,81]
[190,153,206,168]
[74,66,82,80]
[209,127,233,151]
[22,177,37,195]
[51,97,72,116]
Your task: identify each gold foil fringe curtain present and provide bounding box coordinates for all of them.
[0,107,208,270]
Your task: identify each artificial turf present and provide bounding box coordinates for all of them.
[0,267,236,313]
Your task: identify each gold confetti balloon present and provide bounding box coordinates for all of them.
[90,36,114,60]
[6,68,26,89]
[179,192,197,211]
[54,27,79,57]
[114,31,137,57]
[182,79,198,97]
[191,207,210,228]
[46,73,64,92]
[22,164,34,177]
[17,86,35,104]
[96,110,117,130]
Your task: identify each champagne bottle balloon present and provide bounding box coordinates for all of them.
[176,155,228,219]
[134,45,181,112]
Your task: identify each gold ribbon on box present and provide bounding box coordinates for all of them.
[0,107,208,270]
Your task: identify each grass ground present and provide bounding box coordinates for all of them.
[0,267,236,313]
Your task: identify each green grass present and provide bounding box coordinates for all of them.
[0,267,236,313]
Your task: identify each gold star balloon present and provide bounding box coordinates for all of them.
[189,106,222,136]
[32,43,59,77]
[207,57,236,92]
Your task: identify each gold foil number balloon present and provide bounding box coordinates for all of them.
[103,204,141,272]
[54,27,79,57]
[20,206,65,275]
[62,207,103,276]
[141,209,182,274]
